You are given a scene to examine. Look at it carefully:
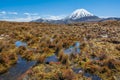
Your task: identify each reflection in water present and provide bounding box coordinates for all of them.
[64,42,80,55]
[84,73,101,80]
[15,41,27,47]
[72,68,101,80]
[0,55,36,80]
[45,55,58,63]
[72,68,83,74]
[2,41,100,80]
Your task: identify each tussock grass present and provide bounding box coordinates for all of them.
[0,21,120,79]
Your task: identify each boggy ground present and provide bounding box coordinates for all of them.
[0,21,120,80]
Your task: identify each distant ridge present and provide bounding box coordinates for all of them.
[32,9,120,24]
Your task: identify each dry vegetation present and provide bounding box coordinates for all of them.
[0,21,120,80]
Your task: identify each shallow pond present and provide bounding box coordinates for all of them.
[15,41,27,47]
[64,42,80,55]
[72,68,102,80]
[45,55,58,64]
[0,55,36,80]
[84,73,101,80]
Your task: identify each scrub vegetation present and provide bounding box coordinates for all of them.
[0,21,120,80]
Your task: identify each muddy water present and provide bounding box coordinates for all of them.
[0,55,36,80]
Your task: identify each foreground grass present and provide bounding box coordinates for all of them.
[0,21,120,80]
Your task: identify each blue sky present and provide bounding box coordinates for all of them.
[0,0,120,22]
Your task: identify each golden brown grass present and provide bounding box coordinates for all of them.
[0,21,120,79]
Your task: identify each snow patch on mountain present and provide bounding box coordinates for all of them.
[68,9,94,19]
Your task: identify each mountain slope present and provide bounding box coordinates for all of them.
[32,9,119,24]
[68,9,94,19]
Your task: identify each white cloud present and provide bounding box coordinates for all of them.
[0,16,41,22]
[99,16,118,18]
[0,11,18,15]
[0,11,40,22]
[24,13,38,16]
[0,11,6,15]
[8,12,18,15]
[0,11,65,22]
[0,15,65,22]
[43,15,65,20]
[24,13,30,16]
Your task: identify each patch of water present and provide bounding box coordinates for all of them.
[0,55,36,80]
[72,68,83,74]
[64,42,80,55]
[75,42,80,48]
[84,73,101,80]
[72,68,101,80]
[64,46,74,54]
[45,55,58,63]
[15,41,27,47]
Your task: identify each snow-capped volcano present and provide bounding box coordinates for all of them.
[32,8,108,23]
[68,9,94,19]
